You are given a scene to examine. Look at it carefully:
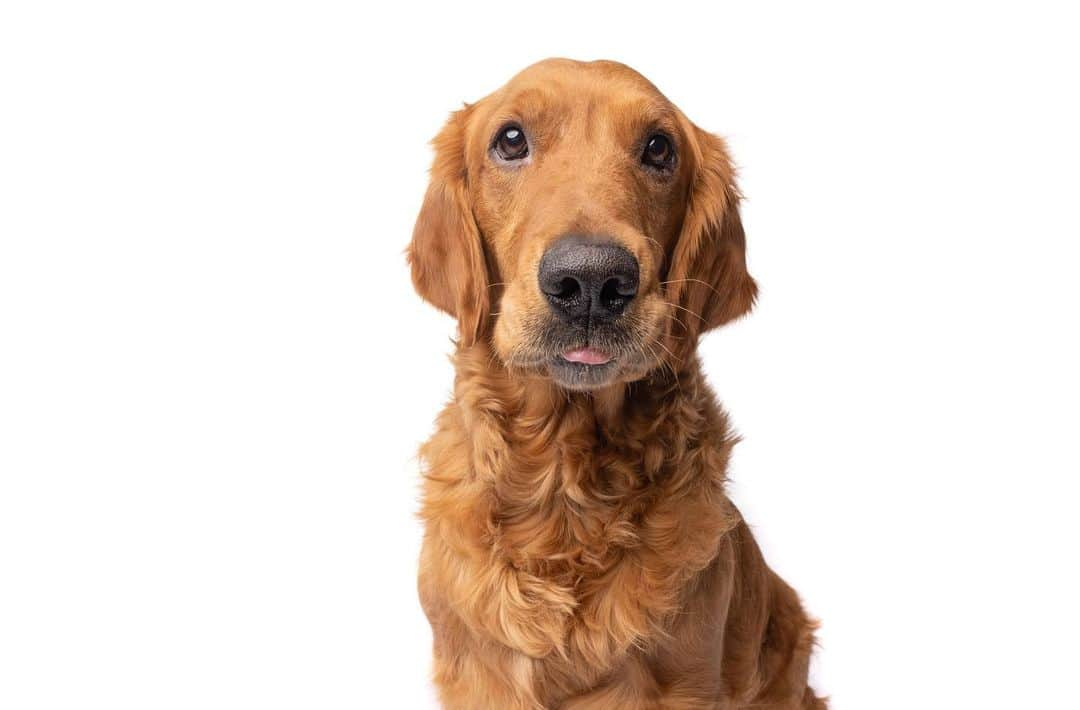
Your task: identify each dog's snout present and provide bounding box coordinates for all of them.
[538,236,639,323]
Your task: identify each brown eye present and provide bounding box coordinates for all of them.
[642,134,675,169]
[494,125,529,161]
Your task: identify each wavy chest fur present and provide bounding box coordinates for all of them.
[418,345,743,699]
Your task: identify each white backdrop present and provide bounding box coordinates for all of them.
[2,2,1078,708]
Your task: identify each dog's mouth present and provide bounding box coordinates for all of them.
[561,347,612,366]
[549,346,620,389]
[510,319,659,390]
[499,301,669,391]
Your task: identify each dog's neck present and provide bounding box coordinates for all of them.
[446,341,730,488]
[431,338,738,588]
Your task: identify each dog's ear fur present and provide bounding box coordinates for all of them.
[408,106,490,346]
[665,124,758,362]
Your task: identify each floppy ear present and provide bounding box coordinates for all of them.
[407,106,490,347]
[665,125,758,363]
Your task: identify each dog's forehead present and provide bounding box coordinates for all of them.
[499,59,665,109]
[473,60,677,142]
[509,58,661,92]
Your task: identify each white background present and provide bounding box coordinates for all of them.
[2,2,1078,708]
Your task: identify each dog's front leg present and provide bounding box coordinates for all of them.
[421,530,575,659]
[557,656,730,710]
[423,596,545,710]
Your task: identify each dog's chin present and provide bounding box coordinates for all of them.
[547,356,622,391]
[497,312,664,391]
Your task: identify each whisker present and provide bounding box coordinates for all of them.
[659,278,725,299]
[652,337,678,395]
[655,307,691,334]
[644,336,681,396]
[657,299,706,324]
[641,235,664,253]
[653,337,679,364]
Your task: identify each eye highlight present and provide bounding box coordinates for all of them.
[642,133,675,170]
[493,124,529,161]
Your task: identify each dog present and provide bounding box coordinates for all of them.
[408,58,825,710]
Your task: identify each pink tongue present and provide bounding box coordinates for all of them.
[562,347,611,365]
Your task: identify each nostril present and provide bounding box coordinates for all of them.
[555,277,580,300]
[599,276,637,313]
[540,274,582,301]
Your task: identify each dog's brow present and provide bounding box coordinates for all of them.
[501,88,559,117]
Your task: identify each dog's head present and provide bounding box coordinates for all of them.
[409,59,756,391]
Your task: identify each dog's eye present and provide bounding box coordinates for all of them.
[642,134,675,169]
[494,125,529,161]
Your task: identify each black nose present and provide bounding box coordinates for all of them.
[538,236,639,324]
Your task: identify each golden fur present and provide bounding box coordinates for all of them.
[408,59,825,709]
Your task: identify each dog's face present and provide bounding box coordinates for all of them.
[410,59,757,391]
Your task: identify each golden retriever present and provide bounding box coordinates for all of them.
[408,58,825,710]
